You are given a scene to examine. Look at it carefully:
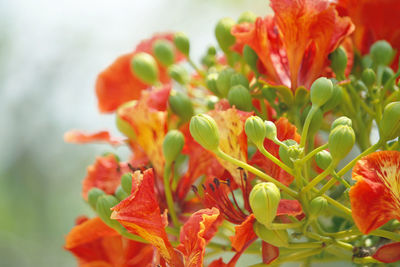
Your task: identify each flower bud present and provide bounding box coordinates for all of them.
[245,116,266,146]
[238,11,257,23]
[315,150,332,170]
[168,64,189,85]
[243,45,258,72]
[309,196,328,220]
[331,116,352,130]
[370,40,393,66]
[322,85,343,112]
[217,68,236,97]
[163,130,185,166]
[230,73,249,88]
[228,85,253,111]
[361,68,376,88]
[173,32,190,57]
[88,188,105,209]
[329,46,347,78]
[249,182,281,226]
[169,91,194,122]
[207,46,217,56]
[310,77,333,107]
[379,101,400,141]
[279,140,301,167]
[116,100,137,140]
[328,125,355,162]
[121,173,132,193]
[254,221,289,247]
[131,52,159,85]
[189,114,220,151]
[206,73,221,96]
[215,17,236,53]
[382,66,395,87]
[115,185,129,201]
[264,121,277,140]
[153,39,175,67]
[96,195,120,228]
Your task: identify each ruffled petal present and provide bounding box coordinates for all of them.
[372,242,400,263]
[64,130,125,145]
[229,214,257,252]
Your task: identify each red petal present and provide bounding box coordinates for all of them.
[277,199,303,216]
[82,154,129,200]
[64,130,124,145]
[111,169,181,266]
[177,208,222,267]
[372,242,400,263]
[262,241,279,264]
[229,214,257,252]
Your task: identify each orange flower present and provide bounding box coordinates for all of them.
[232,0,354,90]
[372,242,400,263]
[65,217,154,267]
[64,130,125,146]
[336,0,400,55]
[349,151,400,234]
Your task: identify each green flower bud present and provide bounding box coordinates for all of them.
[361,68,376,88]
[370,40,393,66]
[243,45,258,72]
[230,73,249,88]
[153,39,175,67]
[245,116,266,146]
[121,173,132,194]
[279,140,301,167]
[131,52,159,85]
[215,17,236,53]
[96,195,120,228]
[174,32,190,57]
[189,114,220,151]
[310,77,333,107]
[309,196,328,220]
[207,46,217,56]
[382,66,395,87]
[254,221,289,247]
[329,46,347,78]
[315,150,333,170]
[88,188,105,209]
[116,100,137,140]
[380,101,400,141]
[206,73,220,96]
[169,91,194,122]
[163,130,185,166]
[264,121,277,140]
[115,185,129,201]
[228,85,253,111]
[217,68,235,97]
[362,55,373,69]
[328,125,355,162]
[331,116,352,130]
[238,11,257,24]
[249,182,281,226]
[322,85,343,112]
[168,64,189,85]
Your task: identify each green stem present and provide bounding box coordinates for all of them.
[302,164,334,193]
[214,148,298,198]
[268,222,303,230]
[370,229,400,242]
[318,171,351,195]
[250,248,324,267]
[257,144,294,175]
[188,58,204,78]
[300,105,318,148]
[299,144,328,165]
[163,165,180,227]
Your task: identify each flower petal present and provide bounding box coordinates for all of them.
[262,241,279,264]
[64,130,125,145]
[277,199,303,216]
[229,214,257,252]
[372,242,400,263]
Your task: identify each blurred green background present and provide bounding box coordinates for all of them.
[0,0,270,266]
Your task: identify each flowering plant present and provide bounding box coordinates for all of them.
[64,0,400,266]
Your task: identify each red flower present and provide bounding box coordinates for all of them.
[64,130,125,146]
[372,242,400,263]
[336,0,400,55]
[65,217,154,267]
[232,0,354,90]
[349,151,400,234]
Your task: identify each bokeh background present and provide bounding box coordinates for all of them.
[0,0,271,266]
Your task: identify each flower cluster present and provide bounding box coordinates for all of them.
[64,0,400,266]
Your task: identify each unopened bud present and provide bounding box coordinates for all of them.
[238,11,257,23]
[116,100,137,140]
[322,85,343,111]
[254,221,289,247]
[228,85,253,111]
[189,114,220,151]
[315,150,332,170]
[328,125,355,162]
[217,68,235,97]
[382,66,395,87]
[329,46,347,79]
[331,116,352,130]
[279,140,301,167]
[96,195,120,228]
[174,32,190,57]
[88,188,105,209]
[231,73,249,88]
[370,40,394,66]
[380,101,400,141]
[310,77,333,107]
[243,45,258,72]
[264,121,277,140]
[249,182,281,226]
[206,73,221,96]
[361,68,376,88]
[121,173,132,193]
[309,196,328,220]
[169,91,194,122]
[163,130,185,166]
[131,52,159,85]
[245,116,266,146]
[115,185,129,201]
[153,40,175,67]
[168,64,189,85]
[215,18,236,53]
